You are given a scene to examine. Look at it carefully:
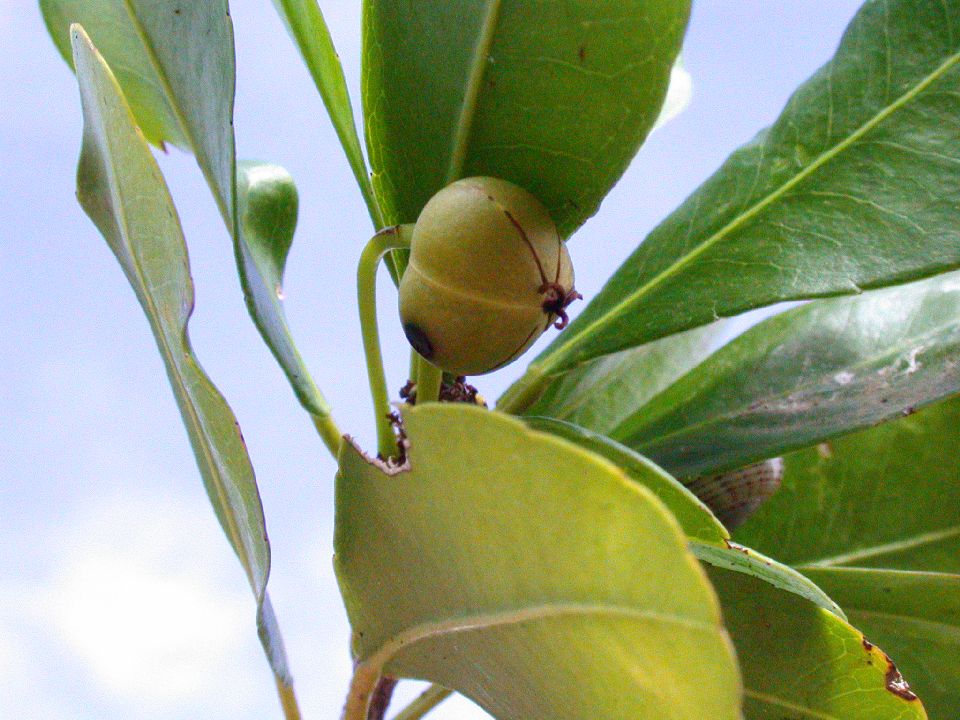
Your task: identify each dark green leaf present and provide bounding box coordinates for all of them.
[612,272,960,477]
[272,0,383,226]
[735,396,960,716]
[509,0,960,397]
[362,0,690,233]
[336,404,740,720]
[70,26,292,686]
[709,568,928,720]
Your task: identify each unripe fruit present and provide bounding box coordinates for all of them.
[399,177,579,376]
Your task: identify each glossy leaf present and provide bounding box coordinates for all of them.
[272,0,383,227]
[612,272,960,477]
[522,418,842,615]
[736,396,960,716]
[709,568,928,720]
[362,0,690,234]
[504,319,729,434]
[510,0,960,396]
[70,26,292,687]
[336,404,740,720]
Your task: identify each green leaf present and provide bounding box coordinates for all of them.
[513,0,960,389]
[801,568,960,720]
[503,318,729,433]
[611,272,960,477]
[735,396,960,717]
[336,404,740,720]
[522,416,727,545]
[362,0,690,233]
[42,1,339,441]
[236,162,332,420]
[693,542,843,618]
[42,0,237,218]
[41,0,187,149]
[70,25,292,687]
[272,0,383,227]
[521,419,842,615]
[709,567,928,720]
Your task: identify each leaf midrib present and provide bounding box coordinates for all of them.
[743,689,841,720]
[121,0,233,224]
[444,0,502,184]
[796,525,960,568]
[358,601,717,672]
[615,308,960,450]
[542,45,960,374]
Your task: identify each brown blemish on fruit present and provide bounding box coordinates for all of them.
[578,44,587,62]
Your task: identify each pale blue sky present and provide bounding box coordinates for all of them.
[1,2,862,718]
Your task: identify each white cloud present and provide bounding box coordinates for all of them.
[50,553,248,702]
[1,490,271,719]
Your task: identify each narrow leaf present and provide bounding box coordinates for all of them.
[503,318,729,433]
[362,0,690,233]
[612,272,960,477]
[70,25,292,686]
[43,0,236,216]
[521,0,960,384]
[236,161,332,420]
[709,568,928,720]
[336,404,740,720]
[41,0,188,149]
[692,542,843,618]
[41,1,337,433]
[735,396,960,716]
[272,0,382,226]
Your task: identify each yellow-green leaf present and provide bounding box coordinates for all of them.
[336,404,740,720]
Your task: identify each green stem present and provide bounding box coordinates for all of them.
[310,412,343,459]
[415,358,443,404]
[274,676,303,720]
[357,225,414,458]
[392,685,453,720]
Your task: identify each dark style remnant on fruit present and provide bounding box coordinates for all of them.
[399,176,580,376]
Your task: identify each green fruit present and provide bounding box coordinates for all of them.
[399,177,579,376]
